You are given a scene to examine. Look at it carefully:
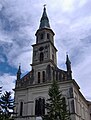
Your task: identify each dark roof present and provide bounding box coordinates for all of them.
[66,54,71,64]
[39,7,50,29]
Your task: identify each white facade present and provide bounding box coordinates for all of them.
[14,80,91,120]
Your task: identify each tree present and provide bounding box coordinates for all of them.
[61,97,70,120]
[0,91,14,119]
[0,87,3,120]
[43,80,70,120]
[0,87,2,95]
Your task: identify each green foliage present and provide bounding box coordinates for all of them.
[61,97,70,120]
[0,87,2,95]
[0,87,2,115]
[43,80,70,120]
[0,91,14,120]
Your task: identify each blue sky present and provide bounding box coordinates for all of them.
[0,0,91,100]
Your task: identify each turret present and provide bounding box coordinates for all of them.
[35,6,55,44]
[31,6,57,84]
[17,64,21,80]
[66,54,72,80]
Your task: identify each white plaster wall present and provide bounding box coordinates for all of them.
[14,81,90,120]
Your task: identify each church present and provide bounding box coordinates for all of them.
[14,6,91,120]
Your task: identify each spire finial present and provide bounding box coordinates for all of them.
[66,52,68,55]
[43,4,46,8]
[66,53,70,63]
[19,63,21,66]
[18,63,21,71]
[43,4,46,12]
[19,63,21,68]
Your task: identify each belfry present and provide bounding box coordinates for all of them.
[14,6,91,120]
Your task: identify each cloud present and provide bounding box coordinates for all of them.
[0,0,35,72]
[0,54,6,63]
[0,73,16,92]
[7,47,32,72]
[61,0,75,12]
[73,55,91,99]
[78,0,87,7]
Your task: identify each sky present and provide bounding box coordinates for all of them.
[0,0,91,100]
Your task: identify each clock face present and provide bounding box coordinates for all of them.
[39,46,44,51]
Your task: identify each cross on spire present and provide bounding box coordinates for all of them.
[43,4,46,8]
[66,52,68,55]
[19,63,21,66]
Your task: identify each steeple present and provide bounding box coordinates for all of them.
[66,54,72,80]
[39,5,50,29]
[17,64,21,80]
[35,5,55,44]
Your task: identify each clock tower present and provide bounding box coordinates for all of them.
[32,6,57,84]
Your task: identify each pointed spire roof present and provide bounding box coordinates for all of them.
[17,64,21,75]
[66,53,71,64]
[39,5,50,29]
[66,54,72,79]
[17,64,21,80]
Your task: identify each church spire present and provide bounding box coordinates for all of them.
[17,64,21,80]
[66,54,72,80]
[66,54,71,71]
[39,5,50,29]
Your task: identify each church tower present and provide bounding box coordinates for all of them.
[32,6,57,84]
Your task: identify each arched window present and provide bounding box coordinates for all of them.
[20,101,23,116]
[40,52,44,62]
[47,33,50,39]
[53,69,55,80]
[69,87,73,98]
[35,98,45,116]
[75,97,78,114]
[62,97,66,111]
[52,54,54,61]
[56,71,58,81]
[42,71,45,82]
[35,99,39,115]
[38,72,40,83]
[42,98,45,115]
[40,33,43,39]
[46,64,51,81]
[71,100,75,113]
[36,36,38,43]
[58,72,61,81]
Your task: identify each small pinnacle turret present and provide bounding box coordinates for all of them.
[66,54,72,80]
[66,54,71,69]
[17,64,21,80]
[39,5,50,29]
